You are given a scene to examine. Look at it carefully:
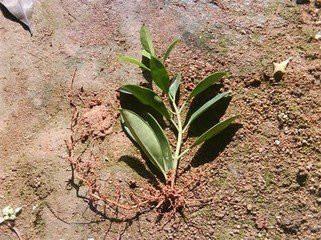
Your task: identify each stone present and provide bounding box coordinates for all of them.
[310,225,321,233]
[247,204,253,212]
[279,217,303,234]
[315,0,321,8]
[296,168,309,186]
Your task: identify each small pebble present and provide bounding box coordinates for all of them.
[315,0,321,8]
[310,225,321,233]
[247,204,253,212]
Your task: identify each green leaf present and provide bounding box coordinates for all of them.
[121,115,136,142]
[141,50,151,59]
[119,85,171,120]
[169,74,181,101]
[140,25,155,55]
[184,91,231,129]
[150,56,170,92]
[192,116,238,146]
[144,114,174,172]
[119,56,150,71]
[120,109,170,178]
[190,72,228,99]
[163,38,181,61]
[121,113,173,172]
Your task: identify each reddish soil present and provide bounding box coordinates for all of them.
[0,0,320,239]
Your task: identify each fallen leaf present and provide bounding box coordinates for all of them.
[315,31,321,40]
[273,57,292,80]
[0,0,35,32]
[0,205,22,224]
[14,207,22,215]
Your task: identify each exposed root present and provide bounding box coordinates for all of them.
[65,71,215,223]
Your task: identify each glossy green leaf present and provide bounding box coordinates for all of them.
[121,113,174,172]
[150,56,170,93]
[163,38,181,61]
[141,50,151,59]
[119,56,150,71]
[140,25,155,55]
[120,109,169,178]
[169,74,181,101]
[192,116,238,146]
[144,114,174,172]
[190,72,228,99]
[119,85,171,120]
[184,91,231,129]
[121,115,136,142]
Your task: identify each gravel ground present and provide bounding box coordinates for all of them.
[0,0,320,239]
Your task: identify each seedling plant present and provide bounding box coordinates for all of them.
[66,25,238,221]
[118,25,238,215]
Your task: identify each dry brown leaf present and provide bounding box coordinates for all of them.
[273,57,292,79]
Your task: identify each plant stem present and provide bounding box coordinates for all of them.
[178,148,190,159]
[174,107,183,165]
[170,118,178,131]
[179,101,187,113]
[182,125,188,133]
[170,96,185,187]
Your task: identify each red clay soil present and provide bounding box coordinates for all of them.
[0,0,320,239]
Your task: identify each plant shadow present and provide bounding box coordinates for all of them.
[120,155,160,186]
[67,162,148,224]
[141,56,153,88]
[0,3,31,34]
[186,84,231,137]
[191,123,242,168]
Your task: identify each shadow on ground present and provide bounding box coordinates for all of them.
[120,155,160,185]
[191,123,242,167]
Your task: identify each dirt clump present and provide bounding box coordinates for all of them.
[78,104,113,141]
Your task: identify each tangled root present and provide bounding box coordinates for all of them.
[65,72,213,222]
[154,184,186,215]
